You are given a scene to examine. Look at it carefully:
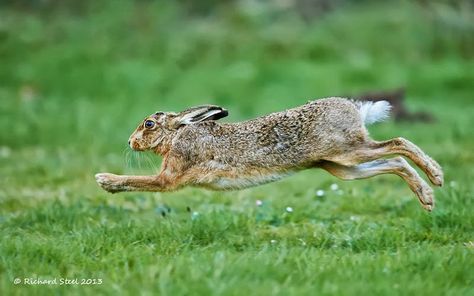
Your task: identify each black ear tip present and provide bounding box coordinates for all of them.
[206,108,228,121]
[205,105,228,116]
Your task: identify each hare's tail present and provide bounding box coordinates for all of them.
[355,100,392,125]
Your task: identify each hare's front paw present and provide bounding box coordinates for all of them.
[95,173,124,193]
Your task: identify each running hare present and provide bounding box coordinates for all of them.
[95,97,443,211]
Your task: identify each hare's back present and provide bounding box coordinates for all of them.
[219,98,364,166]
[174,97,365,170]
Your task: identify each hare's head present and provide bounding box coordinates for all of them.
[128,105,228,153]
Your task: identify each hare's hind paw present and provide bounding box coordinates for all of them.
[95,173,124,193]
[415,182,435,212]
[427,158,444,187]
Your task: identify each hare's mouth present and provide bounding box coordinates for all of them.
[129,140,145,151]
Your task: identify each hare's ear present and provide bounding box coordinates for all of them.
[172,105,228,127]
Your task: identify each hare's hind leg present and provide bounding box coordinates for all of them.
[328,137,443,187]
[365,138,443,186]
[318,157,434,211]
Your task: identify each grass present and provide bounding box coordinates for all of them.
[1,1,474,295]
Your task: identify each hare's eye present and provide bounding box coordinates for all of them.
[144,120,155,129]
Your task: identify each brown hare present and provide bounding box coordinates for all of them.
[95,97,443,211]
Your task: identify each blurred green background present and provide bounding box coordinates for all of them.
[1,0,472,149]
[1,0,473,295]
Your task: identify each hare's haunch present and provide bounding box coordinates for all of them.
[95,97,443,211]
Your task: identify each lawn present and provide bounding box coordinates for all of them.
[1,1,473,295]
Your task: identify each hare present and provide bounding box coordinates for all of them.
[95,97,443,211]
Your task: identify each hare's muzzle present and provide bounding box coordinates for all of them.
[129,140,137,150]
[128,138,145,151]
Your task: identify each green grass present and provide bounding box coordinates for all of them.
[1,1,474,295]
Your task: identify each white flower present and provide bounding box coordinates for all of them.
[256,200,263,206]
[270,239,277,244]
[330,183,339,191]
[316,189,325,197]
[285,206,293,213]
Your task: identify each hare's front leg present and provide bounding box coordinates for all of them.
[95,173,180,193]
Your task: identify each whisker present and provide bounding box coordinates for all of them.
[129,150,137,174]
[126,149,131,170]
[123,147,131,171]
[135,151,142,174]
[138,151,143,171]
[142,152,152,172]
[127,149,134,173]
[144,152,160,173]
[121,146,161,175]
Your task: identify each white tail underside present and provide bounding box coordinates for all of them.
[357,100,392,125]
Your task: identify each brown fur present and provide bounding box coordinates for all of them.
[95,97,443,211]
